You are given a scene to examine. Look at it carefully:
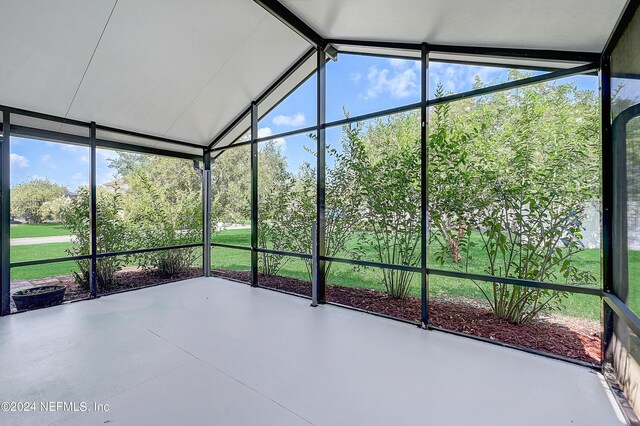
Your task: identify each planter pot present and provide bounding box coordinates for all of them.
[12,285,66,311]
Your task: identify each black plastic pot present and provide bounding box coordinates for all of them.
[12,285,66,311]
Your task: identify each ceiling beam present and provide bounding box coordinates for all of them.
[207,47,315,151]
[254,0,325,48]
[327,38,601,63]
[1,104,202,151]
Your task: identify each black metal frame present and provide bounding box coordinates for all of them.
[89,122,98,297]
[0,103,209,313]
[601,54,615,359]
[209,38,605,355]
[325,38,601,63]
[420,43,429,328]
[204,0,620,370]
[1,110,10,316]
[250,102,259,287]
[315,46,327,303]
[10,124,201,161]
[203,151,212,277]
[0,0,636,385]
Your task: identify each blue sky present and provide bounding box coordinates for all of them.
[10,53,599,188]
[10,138,118,191]
[258,54,598,174]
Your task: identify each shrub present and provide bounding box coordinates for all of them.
[60,187,128,290]
[123,158,202,277]
[340,114,422,299]
[11,178,68,223]
[257,141,294,276]
[428,78,599,324]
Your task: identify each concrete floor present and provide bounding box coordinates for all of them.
[0,277,627,426]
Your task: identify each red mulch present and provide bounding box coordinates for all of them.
[213,269,601,364]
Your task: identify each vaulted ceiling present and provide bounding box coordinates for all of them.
[0,0,629,153]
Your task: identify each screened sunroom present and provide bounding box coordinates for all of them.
[0,1,639,424]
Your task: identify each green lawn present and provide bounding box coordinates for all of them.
[7,226,616,321]
[10,242,74,262]
[10,223,71,238]
[212,228,605,320]
[9,242,79,281]
[212,228,251,246]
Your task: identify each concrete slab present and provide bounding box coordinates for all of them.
[0,277,627,426]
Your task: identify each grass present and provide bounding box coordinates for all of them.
[10,223,71,238]
[8,227,620,321]
[10,242,74,262]
[212,229,604,320]
[9,242,79,281]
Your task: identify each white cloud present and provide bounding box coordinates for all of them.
[98,149,118,160]
[363,64,419,100]
[40,154,52,163]
[349,72,362,83]
[430,63,506,94]
[388,58,412,69]
[258,127,274,139]
[60,144,82,153]
[10,153,29,169]
[258,127,286,149]
[273,113,306,127]
[69,172,88,190]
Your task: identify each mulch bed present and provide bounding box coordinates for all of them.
[213,269,601,364]
[55,268,204,301]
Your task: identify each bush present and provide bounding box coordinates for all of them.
[123,158,202,277]
[60,187,128,290]
[428,78,599,324]
[11,178,68,223]
[256,141,295,276]
[339,114,422,299]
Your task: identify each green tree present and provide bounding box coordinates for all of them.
[211,145,251,226]
[256,132,363,282]
[10,178,68,223]
[122,156,202,277]
[60,186,128,289]
[339,113,422,299]
[107,152,150,178]
[257,141,294,275]
[429,74,600,324]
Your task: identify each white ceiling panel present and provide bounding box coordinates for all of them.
[212,50,316,150]
[10,115,89,139]
[283,0,626,52]
[0,0,629,153]
[164,11,310,145]
[0,0,116,115]
[66,0,272,145]
[95,129,201,157]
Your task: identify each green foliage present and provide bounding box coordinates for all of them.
[428,74,600,324]
[338,113,422,298]
[60,186,128,290]
[257,141,294,276]
[123,156,202,277]
[212,145,251,226]
[10,178,68,223]
[254,133,363,281]
[106,152,150,177]
[277,160,316,278]
[40,196,69,223]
